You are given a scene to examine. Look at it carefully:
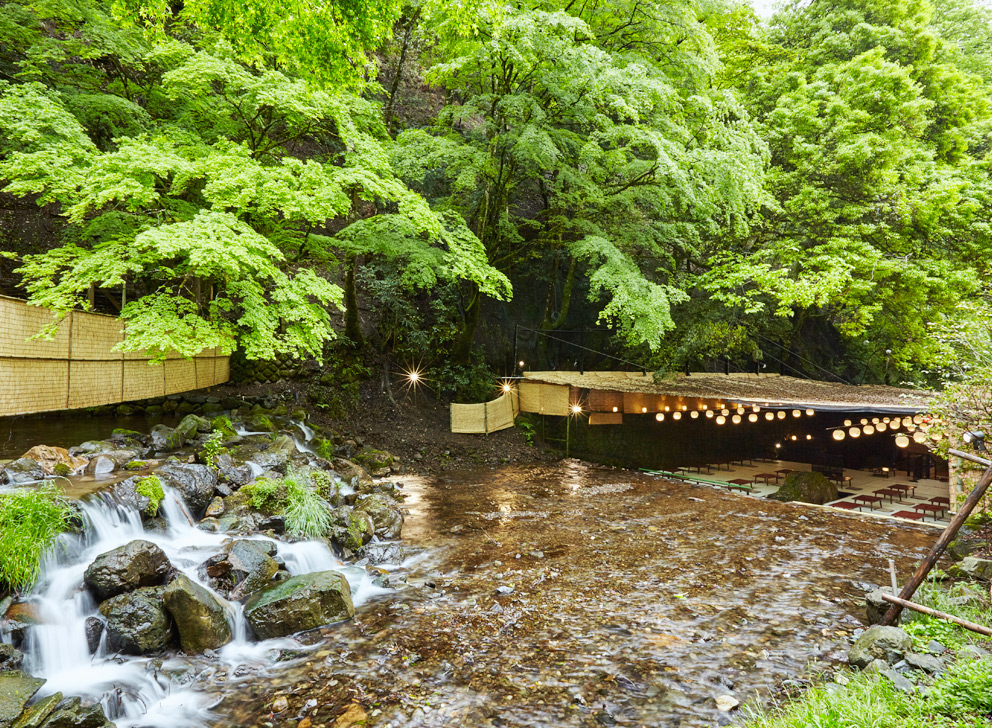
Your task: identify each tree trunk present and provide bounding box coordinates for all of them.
[384,8,420,136]
[452,284,481,364]
[343,256,364,348]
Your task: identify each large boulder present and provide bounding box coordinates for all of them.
[12,690,62,728]
[250,436,297,471]
[106,478,158,519]
[0,459,46,485]
[213,453,253,488]
[848,625,912,668]
[948,538,989,561]
[175,415,212,443]
[157,463,217,516]
[326,507,374,552]
[99,586,173,654]
[35,696,113,728]
[227,541,279,601]
[768,471,838,505]
[244,571,354,640]
[83,540,172,601]
[354,494,404,539]
[948,556,992,581]
[162,574,232,653]
[19,446,87,476]
[332,459,373,489]
[0,673,46,727]
[149,425,184,452]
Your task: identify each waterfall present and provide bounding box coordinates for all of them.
[5,481,386,727]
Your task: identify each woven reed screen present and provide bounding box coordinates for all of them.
[0,296,229,417]
[450,393,517,434]
[517,381,570,416]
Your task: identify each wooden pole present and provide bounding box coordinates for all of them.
[880,463,992,625]
[880,593,992,637]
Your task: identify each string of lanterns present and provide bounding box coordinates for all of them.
[830,414,928,442]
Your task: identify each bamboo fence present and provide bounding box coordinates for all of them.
[0,296,229,417]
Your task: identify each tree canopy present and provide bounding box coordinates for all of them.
[0,0,990,388]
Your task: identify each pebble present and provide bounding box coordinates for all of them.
[272,696,288,713]
[715,695,739,711]
[496,585,515,595]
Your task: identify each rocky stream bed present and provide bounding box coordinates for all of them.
[0,405,968,728]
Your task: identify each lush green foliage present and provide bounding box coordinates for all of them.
[200,431,228,469]
[135,474,163,516]
[241,468,333,539]
[0,485,74,590]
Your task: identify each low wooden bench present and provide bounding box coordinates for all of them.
[726,479,754,493]
[892,510,925,521]
[829,501,859,511]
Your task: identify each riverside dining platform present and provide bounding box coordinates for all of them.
[644,458,953,526]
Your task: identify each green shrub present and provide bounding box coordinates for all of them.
[135,475,164,516]
[929,658,992,717]
[283,472,332,540]
[243,468,333,539]
[242,477,287,512]
[201,431,229,469]
[0,484,73,590]
[312,437,335,460]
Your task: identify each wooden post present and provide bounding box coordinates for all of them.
[880,593,992,637]
[880,459,992,625]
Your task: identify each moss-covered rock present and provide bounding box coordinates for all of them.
[124,460,148,472]
[768,471,838,505]
[99,586,173,654]
[244,570,354,639]
[162,574,233,653]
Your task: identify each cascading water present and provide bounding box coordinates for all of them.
[7,482,391,727]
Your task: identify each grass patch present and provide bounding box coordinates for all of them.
[135,475,164,516]
[242,467,333,539]
[902,578,991,650]
[0,484,73,590]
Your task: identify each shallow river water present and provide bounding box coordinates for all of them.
[209,460,936,728]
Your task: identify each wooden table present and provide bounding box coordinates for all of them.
[726,479,754,493]
[853,495,883,511]
[775,468,793,480]
[678,464,712,475]
[873,488,902,504]
[872,466,893,478]
[913,503,946,520]
[930,496,950,507]
[891,483,917,498]
[711,462,733,471]
[830,501,859,511]
[753,472,779,485]
[892,510,925,521]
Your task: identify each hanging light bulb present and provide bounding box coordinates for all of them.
[753,405,761,413]
[737,407,745,415]
[913,430,926,443]
[889,420,900,430]
[806,408,814,416]
[849,427,861,438]
[876,423,887,432]
[748,413,758,423]
[902,417,913,427]
[871,417,880,424]
[883,417,891,423]
[716,415,726,425]
[656,413,665,421]
[673,411,682,420]
[913,415,924,424]
[790,435,798,441]
[612,406,618,412]
[642,406,648,413]
[895,434,910,448]
[777,411,786,419]
[833,429,846,441]
[806,434,812,440]
[844,419,852,427]
[765,412,774,421]
[665,406,671,412]
[706,410,714,418]
[792,409,801,418]
[863,425,875,435]
[732,414,742,424]
[860,418,868,426]
[682,405,688,411]
[690,411,699,419]
[722,409,730,416]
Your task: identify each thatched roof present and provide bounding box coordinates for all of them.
[521,371,932,414]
